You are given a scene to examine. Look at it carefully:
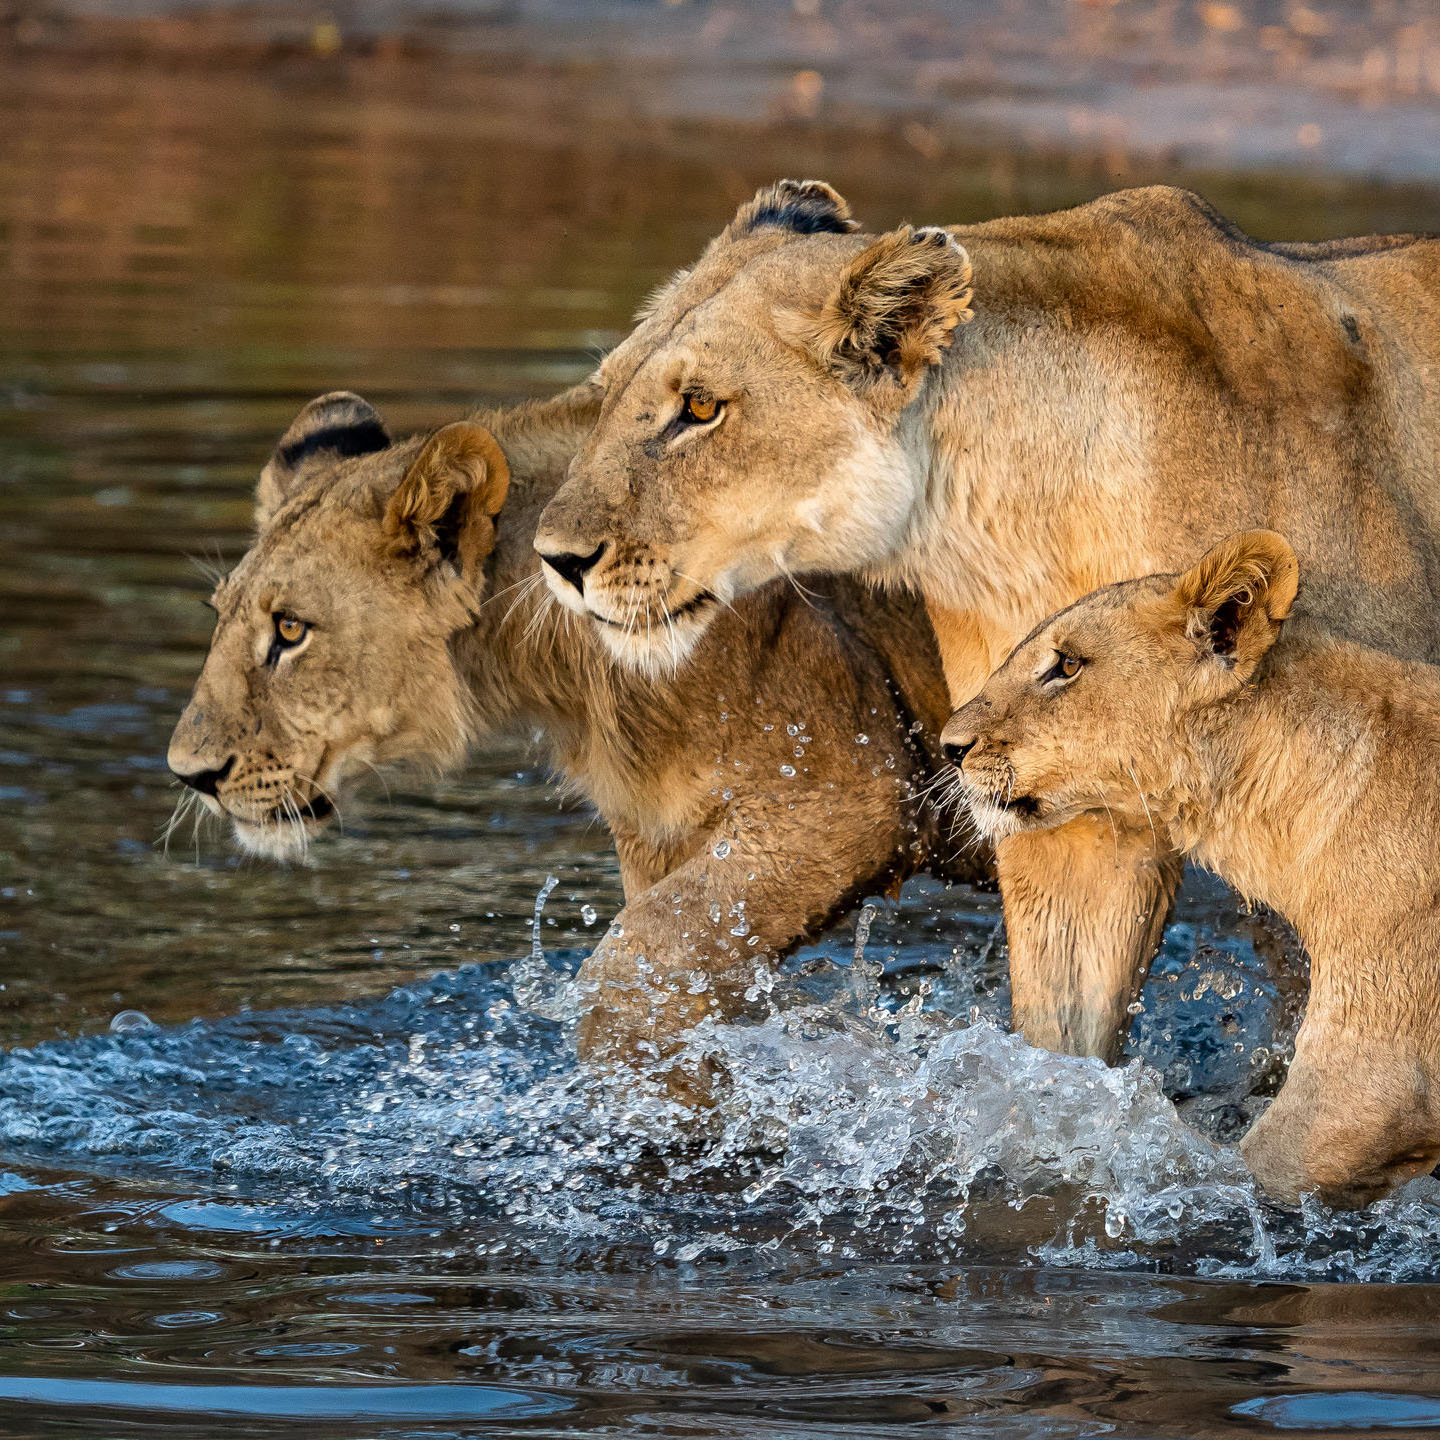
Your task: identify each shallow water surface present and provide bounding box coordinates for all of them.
[6,49,1440,1440]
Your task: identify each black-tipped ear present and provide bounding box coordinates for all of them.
[722,179,858,242]
[256,392,389,526]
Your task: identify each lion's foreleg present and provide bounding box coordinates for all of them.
[573,808,899,1105]
[996,814,1182,1062]
[572,887,761,1109]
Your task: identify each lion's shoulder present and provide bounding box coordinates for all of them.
[952,185,1440,356]
[960,185,1435,263]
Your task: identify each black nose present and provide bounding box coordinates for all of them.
[540,543,606,593]
[942,739,976,767]
[172,755,234,796]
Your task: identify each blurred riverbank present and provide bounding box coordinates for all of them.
[5,0,1440,191]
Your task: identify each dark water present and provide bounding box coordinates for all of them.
[7,50,1440,1440]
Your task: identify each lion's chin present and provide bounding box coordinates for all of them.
[592,605,714,675]
[962,792,1049,841]
[232,814,330,863]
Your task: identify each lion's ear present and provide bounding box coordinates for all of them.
[786,225,974,401]
[257,392,389,526]
[1173,529,1299,669]
[721,178,858,242]
[384,421,511,585]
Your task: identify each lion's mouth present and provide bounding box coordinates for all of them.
[228,789,338,862]
[263,793,334,825]
[961,787,1046,838]
[959,774,1040,819]
[988,794,1039,818]
[591,591,716,630]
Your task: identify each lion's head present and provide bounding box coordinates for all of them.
[166,393,510,859]
[534,179,973,672]
[943,530,1299,840]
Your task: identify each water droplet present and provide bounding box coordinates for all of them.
[580,905,598,926]
[779,764,796,778]
[713,840,732,859]
[855,733,870,745]
[109,1010,157,1034]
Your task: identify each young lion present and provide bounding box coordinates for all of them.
[945,530,1440,1208]
[167,385,977,1097]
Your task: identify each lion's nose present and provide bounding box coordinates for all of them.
[537,542,606,593]
[942,738,976,768]
[172,755,235,797]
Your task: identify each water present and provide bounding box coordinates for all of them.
[7,35,1440,1440]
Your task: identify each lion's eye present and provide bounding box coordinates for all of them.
[274,615,308,647]
[681,394,721,425]
[1043,651,1083,684]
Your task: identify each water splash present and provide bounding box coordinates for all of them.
[2,937,1439,1281]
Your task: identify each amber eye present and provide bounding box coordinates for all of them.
[275,615,308,646]
[681,394,721,424]
[1043,651,1083,684]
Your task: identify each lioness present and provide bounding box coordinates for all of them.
[534,178,1440,1065]
[947,529,1440,1209]
[166,385,975,1090]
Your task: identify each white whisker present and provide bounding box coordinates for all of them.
[350,756,393,802]
[306,777,346,833]
[1127,762,1159,849]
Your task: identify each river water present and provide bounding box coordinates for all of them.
[5,46,1440,1440]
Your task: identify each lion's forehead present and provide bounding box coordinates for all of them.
[222,512,384,618]
[598,246,842,405]
[600,308,748,405]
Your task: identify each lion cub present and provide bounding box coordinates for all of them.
[944,529,1440,1210]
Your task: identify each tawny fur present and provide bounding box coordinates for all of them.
[535,180,1440,1066]
[168,384,981,1100]
[950,531,1440,1209]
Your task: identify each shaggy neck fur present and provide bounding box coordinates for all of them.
[449,391,766,832]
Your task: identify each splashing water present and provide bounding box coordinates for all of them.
[4,936,1440,1284]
